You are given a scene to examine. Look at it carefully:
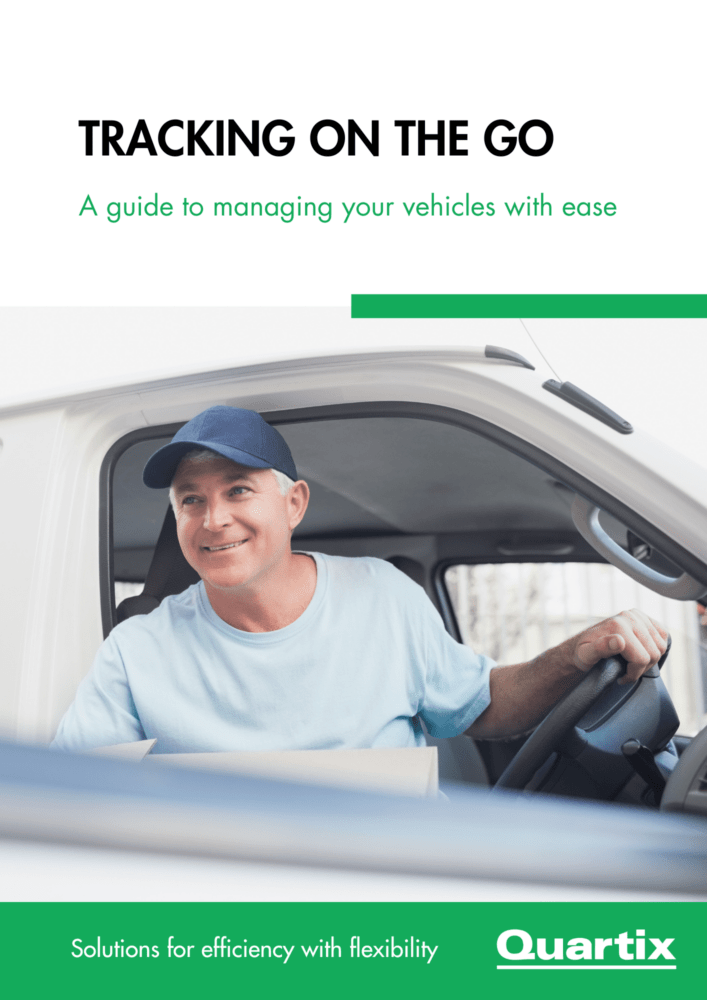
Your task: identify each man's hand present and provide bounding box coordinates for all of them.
[467,608,670,740]
[571,609,669,685]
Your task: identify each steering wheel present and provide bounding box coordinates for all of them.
[494,638,672,792]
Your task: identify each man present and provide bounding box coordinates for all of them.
[52,406,668,753]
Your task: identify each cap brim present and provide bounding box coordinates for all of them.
[143,440,273,489]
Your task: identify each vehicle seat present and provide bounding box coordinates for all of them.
[386,555,426,587]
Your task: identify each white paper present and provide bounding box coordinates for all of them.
[146,746,438,798]
[87,738,157,762]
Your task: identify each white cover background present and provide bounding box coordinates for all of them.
[2,1,704,305]
[1,1,705,457]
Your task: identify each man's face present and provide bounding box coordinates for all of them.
[171,457,308,595]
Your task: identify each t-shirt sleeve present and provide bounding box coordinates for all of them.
[411,584,495,738]
[50,634,146,752]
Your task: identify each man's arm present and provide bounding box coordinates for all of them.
[51,634,146,751]
[466,609,669,740]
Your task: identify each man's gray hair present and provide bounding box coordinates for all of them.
[168,447,295,509]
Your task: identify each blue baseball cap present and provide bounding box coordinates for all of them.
[142,406,298,488]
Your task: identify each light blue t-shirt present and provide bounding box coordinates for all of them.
[52,553,494,753]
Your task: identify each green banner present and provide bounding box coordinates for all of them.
[2,901,701,999]
[351,294,707,318]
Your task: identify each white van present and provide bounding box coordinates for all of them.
[1,309,706,901]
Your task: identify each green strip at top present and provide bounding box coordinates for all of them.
[351,294,707,318]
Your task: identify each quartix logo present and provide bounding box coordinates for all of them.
[496,928,676,970]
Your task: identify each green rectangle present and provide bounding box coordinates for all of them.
[1,901,703,999]
[351,294,707,318]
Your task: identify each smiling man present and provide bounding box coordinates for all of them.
[51,406,668,754]
[170,456,316,633]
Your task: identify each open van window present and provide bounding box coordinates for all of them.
[104,404,706,791]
